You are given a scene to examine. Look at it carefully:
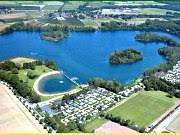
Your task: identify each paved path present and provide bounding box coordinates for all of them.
[152,100,180,132]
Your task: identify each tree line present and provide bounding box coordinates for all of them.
[101,19,180,37]
[103,113,145,133]
[0,69,40,103]
[142,76,180,98]
[88,77,124,94]
[1,19,180,38]
[135,33,180,47]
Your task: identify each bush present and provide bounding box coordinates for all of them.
[44,60,57,70]
[29,91,41,103]
[23,62,35,70]
[27,71,38,79]
[0,61,17,71]
[11,68,18,74]
[48,128,52,133]
[175,91,180,98]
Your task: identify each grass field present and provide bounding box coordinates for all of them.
[62,1,85,11]
[18,65,52,88]
[138,8,180,15]
[84,118,107,132]
[87,2,111,8]
[107,91,176,127]
[42,5,62,12]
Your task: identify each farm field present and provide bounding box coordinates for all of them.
[0,13,27,20]
[107,91,176,127]
[61,1,85,11]
[86,2,112,8]
[138,8,180,15]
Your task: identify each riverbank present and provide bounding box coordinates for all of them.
[33,71,81,97]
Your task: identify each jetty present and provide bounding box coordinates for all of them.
[62,71,80,86]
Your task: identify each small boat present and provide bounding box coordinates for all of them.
[59,81,64,84]
[71,77,78,81]
[30,52,38,55]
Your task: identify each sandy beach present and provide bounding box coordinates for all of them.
[0,84,45,133]
[33,71,80,97]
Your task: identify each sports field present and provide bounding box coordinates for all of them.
[107,91,176,127]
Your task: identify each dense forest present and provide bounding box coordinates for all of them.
[109,49,143,64]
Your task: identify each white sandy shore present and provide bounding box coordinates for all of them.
[33,71,80,97]
[0,84,45,133]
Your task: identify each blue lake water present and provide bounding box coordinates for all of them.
[0,31,179,94]
[38,73,75,94]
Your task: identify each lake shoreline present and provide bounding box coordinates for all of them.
[33,71,62,96]
[33,71,80,96]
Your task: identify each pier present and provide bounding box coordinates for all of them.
[62,71,80,86]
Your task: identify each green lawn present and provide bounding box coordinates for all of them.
[18,65,55,101]
[18,65,52,88]
[107,90,176,127]
[84,118,107,132]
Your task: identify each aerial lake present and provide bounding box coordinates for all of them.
[0,31,179,94]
